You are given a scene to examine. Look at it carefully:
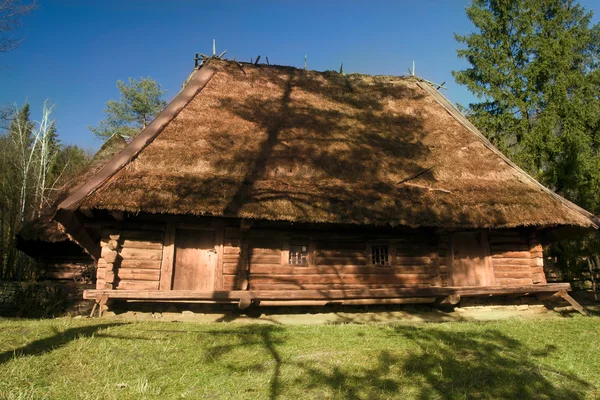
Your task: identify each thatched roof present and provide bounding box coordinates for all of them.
[59,59,598,230]
[17,134,127,245]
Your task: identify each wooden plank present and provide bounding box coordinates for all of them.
[121,239,163,250]
[116,280,160,290]
[159,223,176,290]
[246,273,431,285]
[215,228,224,290]
[494,272,533,279]
[314,256,368,265]
[225,264,431,275]
[172,229,216,291]
[224,246,240,255]
[495,278,534,286]
[120,247,162,261]
[117,269,161,281]
[245,283,434,290]
[451,232,495,287]
[120,260,162,270]
[492,258,533,265]
[250,254,281,264]
[493,265,532,272]
[491,251,532,259]
[83,283,573,300]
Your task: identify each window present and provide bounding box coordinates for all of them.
[371,246,389,265]
[289,244,308,265]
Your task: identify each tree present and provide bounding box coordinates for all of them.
[0,0,36,53]
[0,101,90,280]
[89,77,167,140]
[453,0,600,270]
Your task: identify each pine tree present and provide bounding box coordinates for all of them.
[89,77,167,140]
[454,0,600,271]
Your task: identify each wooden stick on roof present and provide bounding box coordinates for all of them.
[254,55,261,65]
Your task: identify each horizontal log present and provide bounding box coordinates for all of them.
[236,265,432,275]
[491,251,532,259]
[116,280,160,290]
[120,247,162,261]
[224,246,240,255]
[396,256,431,265]
[493,265,531,272]
[257,297,437,307]
[315,250,366,258]
[83,283,573,300]
[249,247,280,255]
[246,283,434,290]
[121,239,163,250]
[119,260,162,270]
[242,274,435,285]
[495,278,534,286]
[492,258,533,266]
[315,256,368,265]
[250,254,281,264]
[494,272,532,279]
[117,269,161,281]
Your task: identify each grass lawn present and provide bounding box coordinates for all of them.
[0,316,599,399]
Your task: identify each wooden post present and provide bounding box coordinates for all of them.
[214,228,224,290]
[159,223,176,290]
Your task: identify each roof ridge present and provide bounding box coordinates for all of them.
[416,81,600,229]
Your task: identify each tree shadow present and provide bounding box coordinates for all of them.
[392,325,590,399]
[197,324,591,399]
[0,322,125,365]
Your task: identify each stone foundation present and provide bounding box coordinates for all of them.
[0,281,94,317]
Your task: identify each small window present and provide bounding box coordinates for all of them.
[289,244,308,265]
[372,246,389,265]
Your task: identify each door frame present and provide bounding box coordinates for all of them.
[159,223,224,290]
[449,230,495,287]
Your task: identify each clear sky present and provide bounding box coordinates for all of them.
[1,0,598,152]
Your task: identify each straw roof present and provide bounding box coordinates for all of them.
[62,59,597,229]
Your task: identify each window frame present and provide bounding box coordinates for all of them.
[282,240,315,266]
[367,241,396,266]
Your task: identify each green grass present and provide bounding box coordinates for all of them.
[0,317,599,399]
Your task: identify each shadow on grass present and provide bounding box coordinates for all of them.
[0,322,125,365]
[200,324,591,399]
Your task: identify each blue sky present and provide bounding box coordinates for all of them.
[1,0,598,152]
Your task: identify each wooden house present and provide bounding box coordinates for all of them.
[47,59,598,311]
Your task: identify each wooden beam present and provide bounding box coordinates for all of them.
[557,289,588,316]
[215,228,224,290]
[54,209,101,260]
[158,223,176,290]
[84,283,572,301]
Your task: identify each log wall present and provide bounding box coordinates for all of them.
[488,230,545,286]
[98,228,164,291]
[95,222,548,294]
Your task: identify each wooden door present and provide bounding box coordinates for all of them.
[172,229,217,290]
[450,231,495,287]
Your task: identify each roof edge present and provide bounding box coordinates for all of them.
[57,65,217,211]
[417,81,600,230]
